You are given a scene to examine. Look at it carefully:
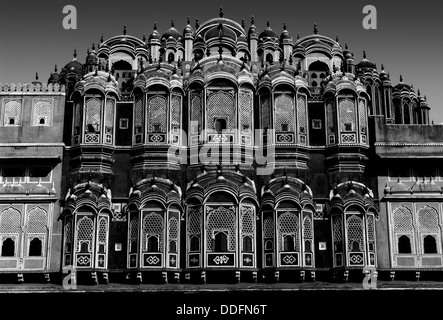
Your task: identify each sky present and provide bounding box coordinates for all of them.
[0,0,442,123]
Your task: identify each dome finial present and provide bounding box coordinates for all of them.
[54,65,58,73]
[266,19,270,28]
[363,50,366,59]
[187,16,191,25]
[35,72,39,81]
[100,35,104,43]
[297,33,300,40]
[154,21,157,30]
[418,89,421,96]
[345,42,348,50]
[241,18,245,29]
[336,34,339,42]
[381,63,384,71]
[251,15,255,25]
[73,48,77,59]
[171,19,175,28]
[195,18,199,29]
[92,43,95,51]
[283,22,287,30]
[143,33,146,42]
[400,74,403,82]
[123,25,127,35]
[314,22,318,34]
[219,6,224,18]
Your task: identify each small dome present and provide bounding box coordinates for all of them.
[161,20,181,41]
[280,23,292,41]
[394,75,411,90]
[343,43,354,60]
[259,21,278,39]
[148,22,161,41]
[379,64,389,80]
[48,65,60,84]
[62,49,83,76]
[85,45,98,65]
[204,22,237,41]
[248,16,257,37]
[183,17,193,36]
[357,51,376,69]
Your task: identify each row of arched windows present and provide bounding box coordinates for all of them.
[0,206,48,259]
[391,204,441,256]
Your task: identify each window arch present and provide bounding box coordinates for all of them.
[275,94,295,133]
[266,53,273,64]
[168,52,175,63]
[347,214,364,252]
[32,100,52,126]
[168,216,179,254]
[29,237,42,256]
[148,96,167,133]
[214,231,228,252]
[243,236,253,252]
[143,212,164,252]
[206,206,236,252]
[403,102,410,124]
[418,206,440,254]
[1,238,15,257]
[187,206,202,258]
[339,99,356,132]
[3,100,22,126]
[398,235,412,254]
[424,235,437,254]
[278,211,299,252]
[0,207,21,258]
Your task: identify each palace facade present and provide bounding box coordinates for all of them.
[0,10,441,285]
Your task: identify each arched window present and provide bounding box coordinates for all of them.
[148,96,167,133]
[283,235,295,251]
[304,240,312,253]
[398,235,411,254]
[266,53,273,64]
[1,238,15,257]
[311,73,318,78]
[190,235,200,252]
[243,236,253,252]
[347,214,364,252]
[214,118,227,133]
[147,236,159,252]
[169,240,177,253]
[214,231,228,252]
[278,211,299,252]
[168,52,175,63]
[143,212,164,253]
[188,207,201,253]
[403,103,410,124]
[312,81,318,87]
[424,235,437,254]
[29,237,42,256]
[206,206,236,252]
[418,206,440,254]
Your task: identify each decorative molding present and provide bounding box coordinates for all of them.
[0,83,66,93]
